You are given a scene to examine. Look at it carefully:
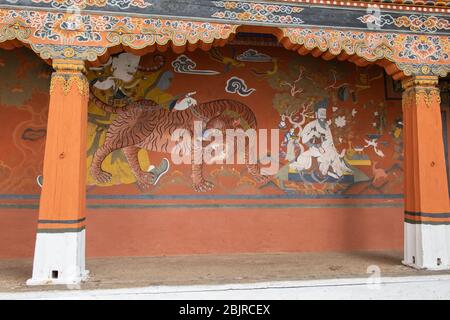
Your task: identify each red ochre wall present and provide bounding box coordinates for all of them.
[0,47,405,259]
[1,206,403,259]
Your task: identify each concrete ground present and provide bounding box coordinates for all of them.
[1,250,449,294]
[2,275,450,299]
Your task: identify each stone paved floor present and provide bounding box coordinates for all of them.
[1,250,449,292]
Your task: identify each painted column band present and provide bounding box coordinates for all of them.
[37,217,86,224]
[37,226,86,233]
[37,217,86,232]
[404,211,450,224]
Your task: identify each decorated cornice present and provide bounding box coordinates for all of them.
[274,0,450,11]
[0,0,449,34]
[0,8,239,48]
[255,0,450,11]
[358,14,450,33]
[25,0,152,9]
[0,5,449,77]
[280,28,450,77]
[2,0,450,15]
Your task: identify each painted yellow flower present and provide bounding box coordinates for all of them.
[94,0,108,6]
[237,12,252,21]
[423,17,437,30]
[224,2,237,10]
[254,14,266,21]
[395,16,411,28]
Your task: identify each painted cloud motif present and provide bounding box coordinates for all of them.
[236,49,272,62]
[225,76,256,96]
[172,55,220,75]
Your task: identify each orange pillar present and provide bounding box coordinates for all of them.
[27,59,89,285]
[402,75,450,270]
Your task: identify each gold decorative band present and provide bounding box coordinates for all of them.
[401,75,439,90]
[49,59,89,96]
[50,73,89,97]
[52,59,86,73]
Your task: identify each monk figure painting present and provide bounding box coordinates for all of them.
[290,99,352,181]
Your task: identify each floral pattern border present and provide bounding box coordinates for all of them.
[358,14,450,33]
[0,7,449,77]
[29,0,152,9]
[280,28,450,76]
[212,1,304,24]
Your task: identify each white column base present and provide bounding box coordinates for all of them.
[27,229,89,286]
[403,222,450,270]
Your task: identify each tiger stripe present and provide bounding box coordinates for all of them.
[88,94,267,191]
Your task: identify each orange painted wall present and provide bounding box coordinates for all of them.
[0,47,406,259]
[0,206,403,259]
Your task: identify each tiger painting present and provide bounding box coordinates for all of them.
[89,92,270,192]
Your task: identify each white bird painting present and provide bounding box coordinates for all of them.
[364,138,385,158]
[374,148,385,157]
[169,92,198,111]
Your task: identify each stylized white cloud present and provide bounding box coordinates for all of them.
[236,49,272,62]
[172,55,220,75]
[225,77,255,97]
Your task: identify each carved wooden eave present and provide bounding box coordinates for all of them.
[258,0,450,11]
[0,0,449,78]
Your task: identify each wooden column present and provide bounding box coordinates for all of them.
[402,75,450,270]
[27,59,89,285]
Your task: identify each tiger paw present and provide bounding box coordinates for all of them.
[137,172,155,190]
[253,174,270,186]
[193,180,214,192]
[95,171,112,184]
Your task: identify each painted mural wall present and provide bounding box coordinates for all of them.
[0,46,403,199]
[0,48,51,194]
[0,46,409,258]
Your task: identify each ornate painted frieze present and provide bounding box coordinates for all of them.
[0,6,449,77]
[0,20,31,42]
[30,43,106,60]
[0,8,239,51]
[358,14,450,33]
[19,0,152,9]
[281,28,450,77]
[0,1,449,34]
[3,0,449,13]
[397,35,448,62]
[211,1,304,24]
[396,63,450,79]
